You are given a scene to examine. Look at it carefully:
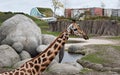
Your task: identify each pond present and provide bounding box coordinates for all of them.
[62,39,84,63]
[62,51,83,63]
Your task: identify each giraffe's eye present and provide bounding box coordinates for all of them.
[74,28,77,31]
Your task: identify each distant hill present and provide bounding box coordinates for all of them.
[0,11,48,26]
[0,12,15,23]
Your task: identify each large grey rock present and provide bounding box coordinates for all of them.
[42,34,55,45]
[77,59,104,71]
[64,62,83,69]
[68,45,85,54]
[12,42,23,53]
[19,51,31,60]
[0,45,20,67]
[47,63,82,75]
[79,71,119,75]
[13,58,31,68]
[36,45,48,53]
[0,14,42,57]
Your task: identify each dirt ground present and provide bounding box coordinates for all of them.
[65,37,115,50]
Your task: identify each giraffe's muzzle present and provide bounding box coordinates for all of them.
[83,35,89,40]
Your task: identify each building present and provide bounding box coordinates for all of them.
[71,8,86,19]
[65,9,71,18]
[30,7,57,22]
[65,7,103,18]
[90,8,103,16]
[30,7,53,18]
[104,9,120,17]
[65,7,120,18]
[104,9,112,17]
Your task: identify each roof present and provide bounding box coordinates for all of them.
[37,7,53,17]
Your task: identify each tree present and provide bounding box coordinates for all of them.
[52,0,64,17]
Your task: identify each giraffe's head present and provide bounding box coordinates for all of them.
[67,20,89,40]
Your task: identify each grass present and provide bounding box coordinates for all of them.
[80,68,92,73]
[81,53,105,64]
[106,36,120,40]
[81,44,120,65]
[112,45,120,51]
[34,20,60,36]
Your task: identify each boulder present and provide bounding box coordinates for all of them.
[64,62,83,69]
[79,71,120,75]
[12,42,23,53]
[68,45,85,54]
[36,45,48,53]
[0,14,42,57]
[13,58,31,68]
[0,45,20,67]
[77,59,103,71]
[47,63,82,75]
[19,51,31,60]
[42,34,55,45]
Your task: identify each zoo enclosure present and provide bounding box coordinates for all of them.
[48,20,120,36]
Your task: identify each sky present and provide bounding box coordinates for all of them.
[0,0,120,16]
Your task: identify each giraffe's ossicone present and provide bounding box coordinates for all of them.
[0,21,89,75]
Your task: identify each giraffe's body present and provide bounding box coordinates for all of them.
[0,20,89,75]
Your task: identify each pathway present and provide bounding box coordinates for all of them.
[65,38,115,49]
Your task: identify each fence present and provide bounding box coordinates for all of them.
[48,20,120,36]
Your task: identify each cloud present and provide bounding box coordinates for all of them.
[0,0,42,14]
[66,0,119,9]
[0,0,119,16]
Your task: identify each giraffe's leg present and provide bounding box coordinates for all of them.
[59,46,64,63]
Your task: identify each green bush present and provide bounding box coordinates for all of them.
[0,12,14,23]
[84,16,110,20]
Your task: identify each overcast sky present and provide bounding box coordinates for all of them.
[0,0,120,16]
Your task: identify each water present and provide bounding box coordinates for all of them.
[62,39,84,63]
[62,51,83,63]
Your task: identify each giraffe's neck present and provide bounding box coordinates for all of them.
[0,30,69,75]
[32,30,69,72]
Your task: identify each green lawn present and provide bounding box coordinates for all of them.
[81,53,105,64]
[106,36,120,40]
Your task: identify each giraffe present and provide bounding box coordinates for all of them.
[0,21,89,75]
